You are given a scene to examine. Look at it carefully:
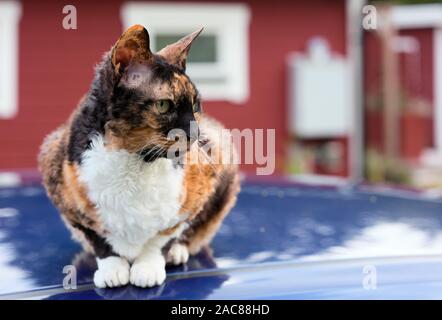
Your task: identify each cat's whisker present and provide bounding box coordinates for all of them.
[197,145,217,172]
[152,146,166,160]
[136,136,167,165]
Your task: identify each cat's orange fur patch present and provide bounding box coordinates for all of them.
[112,24,153,73]
[61,161,101,229]
[184,167,240,255]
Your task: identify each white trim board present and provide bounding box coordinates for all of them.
[0,1,21,119]
[392,4,442,29]
[434,29,442,151]
[121,2,251,103]
[346,0,365,180]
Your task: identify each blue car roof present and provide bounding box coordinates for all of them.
[1,178,442,299]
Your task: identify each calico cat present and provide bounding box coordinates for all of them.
[38,25,240,288]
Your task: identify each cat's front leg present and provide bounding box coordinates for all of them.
[129,236,168,288]
[71,224,131,288]
[167,242,189,265]
[94,256,130,288]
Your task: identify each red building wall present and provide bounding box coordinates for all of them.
[0,0,347,175]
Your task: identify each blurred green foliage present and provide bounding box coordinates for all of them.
[365,149,411,185]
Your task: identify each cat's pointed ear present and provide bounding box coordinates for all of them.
[158,27,204,71]
[111,25,153,74]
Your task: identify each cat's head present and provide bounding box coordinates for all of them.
[104,25,203,159]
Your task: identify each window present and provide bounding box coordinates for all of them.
[0,1,21,119]
[121,2,250,103]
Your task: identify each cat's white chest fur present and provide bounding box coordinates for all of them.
[78,135,184,259]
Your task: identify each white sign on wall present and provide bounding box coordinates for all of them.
[288,38,350,138]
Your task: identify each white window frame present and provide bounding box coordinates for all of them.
[0,1,21,119]
[121,2,250,103]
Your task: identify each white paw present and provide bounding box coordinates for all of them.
[130,255,166,288]
[94,256,130,288]
[167,243,189,265]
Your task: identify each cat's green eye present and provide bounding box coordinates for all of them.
[155,100,170,114]
[193,103,201,113]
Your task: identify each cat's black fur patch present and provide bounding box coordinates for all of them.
[151,55,183,82]
[174,96,196,139]
[67,56,116,164]
[139,147,167,163]
[73,223,116,259]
